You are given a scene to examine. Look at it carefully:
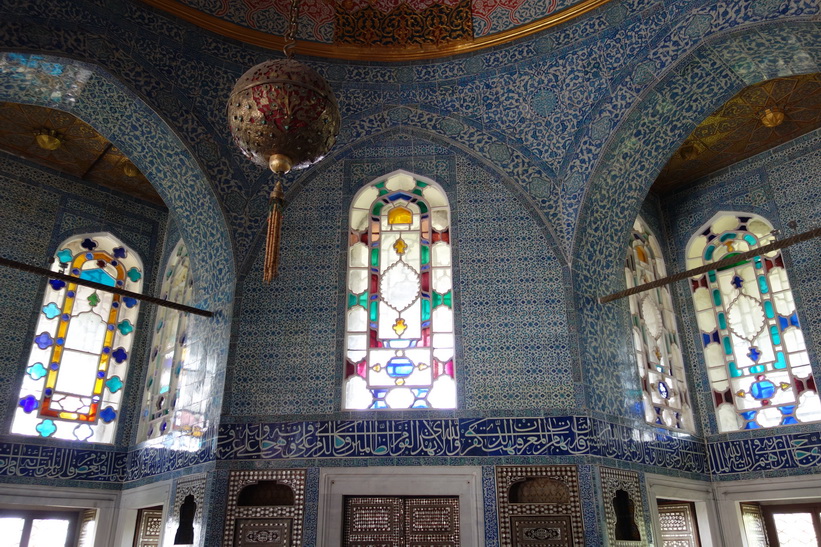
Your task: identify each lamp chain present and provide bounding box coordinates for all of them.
[283,0,300,58]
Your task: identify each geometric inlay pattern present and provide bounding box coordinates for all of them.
[495,466,584,547]
[600,467,647,546]
[223,470,306,547]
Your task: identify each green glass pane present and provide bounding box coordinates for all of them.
[729,361,742,378]
[723,336,733,356]
[770,325,781,345]
[348,293,356,308]
[360,292,369,307]
[764,301,774,319]
[421,245,430,265]
[708,270,716,283]
[369,300,378,322]
[744,234,757,245]
[775,351,787,369]
[421,299,431,321]
[348,292,368,308]
[418,202,428,213]
[713,289,722,306]
[758,275,769,294]
[371,248,379,267]
[378,189,388,196]
[720,233,737,242]
[416,181,428,188]
[718,313,727,330]
[372,202,384,215]
[750,365,766,374]
[433,291,453,308]
[412,189,423,196]
[375,181,386,188]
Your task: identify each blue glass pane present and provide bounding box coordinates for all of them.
[79,268,116,287]
[750,380,776,400]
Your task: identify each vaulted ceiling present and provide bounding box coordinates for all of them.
[652,73,821,196]
[0,102,164,206]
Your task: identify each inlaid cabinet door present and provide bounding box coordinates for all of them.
[343,496,460,547]
[134,508,163,547]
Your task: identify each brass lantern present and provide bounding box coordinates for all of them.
[227,58,341,282]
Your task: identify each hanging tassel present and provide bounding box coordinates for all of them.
[263,179,285,282]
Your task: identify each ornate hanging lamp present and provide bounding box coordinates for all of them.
[227,0,341,282]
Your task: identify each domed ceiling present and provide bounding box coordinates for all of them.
[141,0,610,59]
[0,102,164,206]
[652,72,821,196]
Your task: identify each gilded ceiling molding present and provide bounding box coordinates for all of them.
[140,0,613,61]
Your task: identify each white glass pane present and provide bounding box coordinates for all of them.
[0,517,24,547]
[347,307,367,332]
[431,242,451,267]
[431,268,452,293]
[349,243,368,268]
[422,186,447,207]
[711,215,739,234]
[748,218,772,237]
[352,186,379,210]
[771,512,817,547]
[63,311,106,352]
[385,173,415,190]
[55,350,99,396]
[431,210,449,232]
[29,518,70,547]
[348,268,368,295]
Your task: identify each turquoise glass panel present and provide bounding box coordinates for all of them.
[708,271,716,283]
[770,325,781,345]
[754,257,762,269]
[705,245,715,261]
[713,289,721,306]
[764,301,774,319]
[718,313,727,330]
[744,235,757,245]
[720,233,736,242]
[723,336,733,355]
[758,275,769,294]
[729,361,742,378]
[775,351,787,369]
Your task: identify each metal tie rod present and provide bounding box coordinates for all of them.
[0,256,213,317]
[599,225,821,304]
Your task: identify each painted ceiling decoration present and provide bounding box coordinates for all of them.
[653,72,821,196]
[140,0,611,59]
[0,102,164,206]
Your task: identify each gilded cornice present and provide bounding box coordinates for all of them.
[140,0,613,61]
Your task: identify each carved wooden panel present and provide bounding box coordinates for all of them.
[234,518,292,547]
[600,467,647,546]
[134,508,163,547]
[495,466,583,547]
[343,496,459,547]
[658,503,701,547]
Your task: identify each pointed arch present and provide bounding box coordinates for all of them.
[343,170,456,410]
[626,217,693,431]
[12,232,142,443]
[687,212,821,431]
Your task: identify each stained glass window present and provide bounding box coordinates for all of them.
[344,172,456,409]
[687,212,821,431]
[625,218,693,431]
[138,241,198,447]
[12,233,142,443]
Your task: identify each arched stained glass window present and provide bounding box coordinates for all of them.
[139,240,197,446]
[12,233,142,443]
[344,171,456,410]
[687,212,821,431]
[626,218,693,431]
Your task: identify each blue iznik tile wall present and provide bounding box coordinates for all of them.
[0,152,165,482]
[0,0,820,543]
[661,127,821,479]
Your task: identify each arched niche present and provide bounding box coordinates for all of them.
[509,477,571,504]
[0,52,235,308]
[237,481,296,506]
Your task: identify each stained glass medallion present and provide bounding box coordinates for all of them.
[139,241,201,449]
[344,172,455,409]
[12,233,142,443]
[687,213,821,431]
[625,218,693,432]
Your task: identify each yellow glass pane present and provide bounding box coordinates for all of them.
[388,206,412,225]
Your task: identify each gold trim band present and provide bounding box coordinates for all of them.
[140,0,613,61]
